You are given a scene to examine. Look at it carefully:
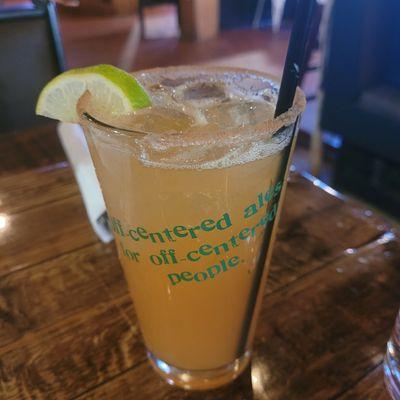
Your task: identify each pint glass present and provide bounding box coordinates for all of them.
[80,66,305,389]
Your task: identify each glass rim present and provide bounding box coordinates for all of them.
[79,65,306,145]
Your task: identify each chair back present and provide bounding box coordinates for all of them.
[0,1,65,134]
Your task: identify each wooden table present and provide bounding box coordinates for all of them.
[0,126,399,399]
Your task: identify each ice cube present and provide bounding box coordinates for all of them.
[204,100,275,129]
[160,77,187,87]
[183,82,226,101]
[130,107,195,134]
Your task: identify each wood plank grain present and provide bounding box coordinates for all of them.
[251,236,400,400]
[0,173,397,399]
[0,163,77,214]
[0,241,146,399]
[0,169,389,283]
[336,364,392,400]
[0,173,391,347]
[0,123,66,177]
[267,174,391,292]
[77,360,255,400]
[0,296,145,400]
[0,242,126,349]
[0,195,97,277]
[77,236,400,400]
[283,173,389,236]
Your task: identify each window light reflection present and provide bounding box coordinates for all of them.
[251,359,271,398]
[0,215,7,230]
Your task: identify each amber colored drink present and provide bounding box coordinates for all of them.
[81,66,305,389]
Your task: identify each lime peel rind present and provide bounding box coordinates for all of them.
[36,64,151,123]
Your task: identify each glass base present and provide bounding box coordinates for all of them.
[147,350,251,390]
[384,339,400,400]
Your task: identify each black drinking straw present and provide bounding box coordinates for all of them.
[275,0,316,117]
[237,0,316,356]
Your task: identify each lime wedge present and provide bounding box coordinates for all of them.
[36,64,151,123]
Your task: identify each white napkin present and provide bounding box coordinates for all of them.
[57,122,114,243]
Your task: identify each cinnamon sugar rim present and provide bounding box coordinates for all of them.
[80,65,306,147]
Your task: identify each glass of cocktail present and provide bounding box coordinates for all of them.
[79,66,305,390]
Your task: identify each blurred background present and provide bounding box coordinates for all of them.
[0,0,399,219]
